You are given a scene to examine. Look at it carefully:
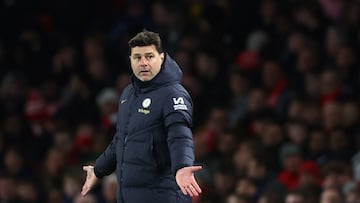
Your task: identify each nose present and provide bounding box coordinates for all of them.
[139,57,148,66]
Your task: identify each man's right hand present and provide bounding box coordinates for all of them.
[81,165,98,196]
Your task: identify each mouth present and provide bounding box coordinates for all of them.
[139,70,150,74]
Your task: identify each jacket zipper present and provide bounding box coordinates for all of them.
[120,92,135,203]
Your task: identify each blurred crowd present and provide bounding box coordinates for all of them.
[1,0,360,203]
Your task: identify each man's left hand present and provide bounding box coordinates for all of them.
[175,166,202,197]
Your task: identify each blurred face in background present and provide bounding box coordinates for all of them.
[286,122,308,145]
[248,88,267,112]
[325,27,341,57]
[261,122,283,147]
[285,193,305,203]
[83,34,105,60]
[229,72,249,96]
[287,32,306,54]
[217,132,238,156]
[287,99,303,120]
[342,102,359,127]
[195,51,218,80]
[262,61,282,90]
[102,174,118,203]
[205,108,229,134]
[17,181,39,202]
[320,188,342,203]
[308,130,326,155]
[296,47,317,73]
[282,154,302,173]
[235,178,257,197]
[335,46,355,70]
[0,177,17,202]
[45,148,65,176]
[63,175,81,197]
[233,142,256,174]
[305,73,321,99]
[302,102,322,126]
[322,102,342,130]
[4,148,23,175]
[320,70,339,95]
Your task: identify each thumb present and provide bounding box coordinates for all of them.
[83,165,94,171]
[190,165,202,172]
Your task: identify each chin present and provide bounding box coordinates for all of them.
[139,75,153,81]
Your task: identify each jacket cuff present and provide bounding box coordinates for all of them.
[94,166,102,179]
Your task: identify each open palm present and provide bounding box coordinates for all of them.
[81,166,98,196]
[175,166,202,197]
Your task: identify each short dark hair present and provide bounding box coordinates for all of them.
[128,30,163,55]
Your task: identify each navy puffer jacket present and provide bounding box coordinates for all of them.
[94,53,194,203]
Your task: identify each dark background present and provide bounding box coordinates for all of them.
[0,0,360,203]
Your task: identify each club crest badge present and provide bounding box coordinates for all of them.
[142,98,151,108]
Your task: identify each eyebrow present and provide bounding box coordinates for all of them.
[132,52,155,56]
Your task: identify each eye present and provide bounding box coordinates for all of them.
[133,56,141,61]
[146,55,154,60]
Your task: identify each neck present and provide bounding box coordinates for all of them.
[133,76,152,89]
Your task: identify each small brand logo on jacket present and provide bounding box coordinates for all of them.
[173,97,188,110]
[138,108,150,114]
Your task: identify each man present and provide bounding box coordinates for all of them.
[81,30,202,203]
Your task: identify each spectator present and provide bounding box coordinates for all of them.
[226,194,254,203]
[3,147,29,179]
[74,193,98,203]
[99,173,117,203]
[345,186,360,203]
[285,190,306,203]
[277,143,303,190]
[17,179,42,203]
[63,171,82,203]
[320,187,343,203]
[306,129,329,165]
[261,59,293,118]
[40,147,66,190]
[228,68,250,128]
[285,119,308,147]
[0,173,20,203]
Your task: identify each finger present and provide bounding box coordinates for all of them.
[192,181,202,194]
[81,185,89,196]
[187,185,198,196]
[83,166,94,179]
[83,166,91,172]
[190,166,203,172]
[180,185,188,196]
[185,187,193,197]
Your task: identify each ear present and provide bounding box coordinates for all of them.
[160,52,165,62]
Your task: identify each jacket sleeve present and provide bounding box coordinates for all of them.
[94,132,118,178]
[162,87,194,175]
[93,85,132,178]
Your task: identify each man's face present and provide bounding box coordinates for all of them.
[130,45,164,81]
